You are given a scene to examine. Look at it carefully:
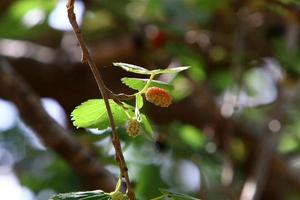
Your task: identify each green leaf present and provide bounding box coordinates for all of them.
[121,78,174,92]
[114,63,189,75]
[136,94,144,109]
[71,99,132,130]
[159,189,200,200]
[50,190,111,200]
[71,99,153,139]
[154,66,190,74]
[141,114,154,140]
[113,62,152,74]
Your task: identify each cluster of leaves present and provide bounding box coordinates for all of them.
[55,63,203,200]
[71,63,189,139]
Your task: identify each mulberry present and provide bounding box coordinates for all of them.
[145,87,172,107]
[126,118,140,137]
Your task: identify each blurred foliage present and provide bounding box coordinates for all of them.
[0,0,55,39]
[1,0,300,200]
[0,125,81,194]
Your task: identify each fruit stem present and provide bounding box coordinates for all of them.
[123,108,132,119]
[135,73,155,96]
[115,176,122,192]
[134,96,142,122]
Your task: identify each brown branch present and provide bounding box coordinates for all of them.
[66,1,135,199]
[0,60,115,191]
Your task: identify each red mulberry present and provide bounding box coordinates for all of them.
[145,87,172,107]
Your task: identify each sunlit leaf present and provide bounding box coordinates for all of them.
[121,78,174,92]
[154,66,190,74]
[50,190,111,200]
[113,62,152,74]
[71,99,152,139]
[71,99,132,130]
[114,63,189,75]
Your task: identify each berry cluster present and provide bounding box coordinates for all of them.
[145,87,172,107]
[126,118,140,137]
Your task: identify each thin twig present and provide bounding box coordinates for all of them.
[66,1,135,199]
[104,84,135,103]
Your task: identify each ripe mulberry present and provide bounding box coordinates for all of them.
[145,87,172,107]
[126,118,140,137]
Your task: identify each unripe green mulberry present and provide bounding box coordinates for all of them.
[145,87,172,107]
[126,118,140,137]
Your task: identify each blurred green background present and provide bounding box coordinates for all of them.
[1,0,300,199]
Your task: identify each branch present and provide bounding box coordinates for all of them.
[66,1,135,199]
[0,60,115,191]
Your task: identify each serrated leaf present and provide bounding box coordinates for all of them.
[159,189,200,200]
[50,190,111,200]
[154,66,190,74]
[114,63,190,76]
[113,62,152,74]
[121,78,174,92]
[71,99,133,130]
[71,99,153,140]
[141,114,154,140]
[136,94,144,109]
